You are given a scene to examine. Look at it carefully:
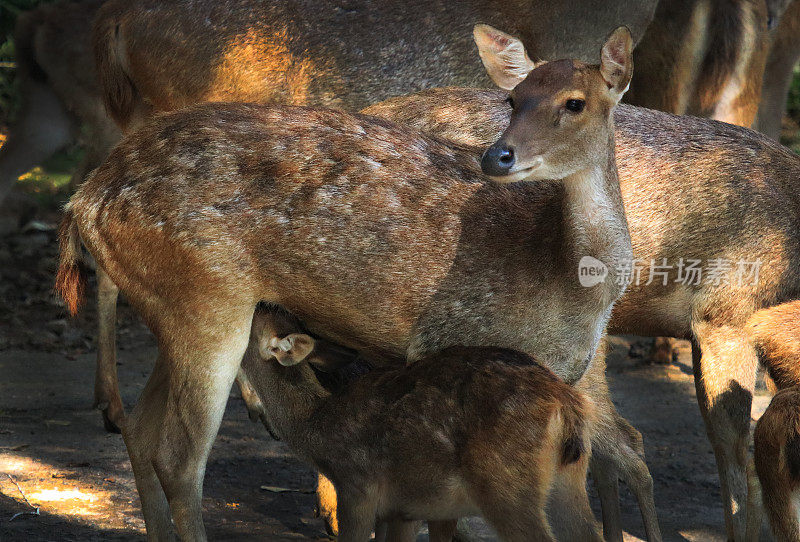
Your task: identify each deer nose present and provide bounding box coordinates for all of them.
[481,144,516,176]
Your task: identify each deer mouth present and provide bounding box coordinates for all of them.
[487,158,543,183]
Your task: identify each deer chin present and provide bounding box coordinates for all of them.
[487,157,544,183]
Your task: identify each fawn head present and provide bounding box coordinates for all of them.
[259,332,316,366]
[474,24,633,182]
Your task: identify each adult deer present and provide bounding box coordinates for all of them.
[361,30,800,542]
[626,0,774,129]
[88,0,658,435]
[58,28,636,541]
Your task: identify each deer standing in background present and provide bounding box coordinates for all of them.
[0,0,119,213]
[240,305,599,542]
[627,0,772,128]
[57,29,636,541]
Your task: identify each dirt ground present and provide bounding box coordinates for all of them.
[0,206,774,541]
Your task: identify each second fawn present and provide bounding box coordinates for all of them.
[745,300,800,541]
[242,305,597,542]
[749,387,800,542]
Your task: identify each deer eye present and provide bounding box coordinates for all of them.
[565,99,585,113]
[506,95,515,109]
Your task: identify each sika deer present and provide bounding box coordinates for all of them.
[57,29,634,540]
[92,0,657,131]
[241,305,598,542]
[88,0,657,436]
[0,0,119,210]
[360,27,800,541]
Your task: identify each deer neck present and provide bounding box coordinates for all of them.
[560,131,632,296]
[261,360,331,456]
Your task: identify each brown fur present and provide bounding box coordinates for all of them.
[626,0,772,128]
[751,387,800,541]
[756,0,800,139]
[62,44,632,539]
[240,306,598,542]
[362,84,800,540]
[91,0,658,130]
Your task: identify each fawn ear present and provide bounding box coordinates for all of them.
[473,24,540,90]
[273,333,315,366]
[600,26,633,101]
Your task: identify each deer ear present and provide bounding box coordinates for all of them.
[473,24,539,90]
[278,333,316,366]
[600,26,633,101]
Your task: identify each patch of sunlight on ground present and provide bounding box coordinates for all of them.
[0,453,117,521]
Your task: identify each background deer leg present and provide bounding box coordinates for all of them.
[691,325,759,542]
[590,454,623,542]
[95,267,125,433]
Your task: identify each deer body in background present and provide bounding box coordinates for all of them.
[240,305,599,542]
[0,0,119,212]
[57,30,635,540]
[93,0,658,130]
[626,0,774,129]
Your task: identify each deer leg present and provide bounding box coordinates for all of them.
[0,81,74,206]
[691,324,759,542]
[427,519,458,542]
[591,410,661,542]
[590,454,623,542]
[95,267,125,433]
[745,459,764,541]
[335,491,377,542]
[122,352,174,541]
[125,305,254,540]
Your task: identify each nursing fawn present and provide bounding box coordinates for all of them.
[241,305,597,542]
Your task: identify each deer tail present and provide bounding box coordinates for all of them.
[55,208,89,316]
